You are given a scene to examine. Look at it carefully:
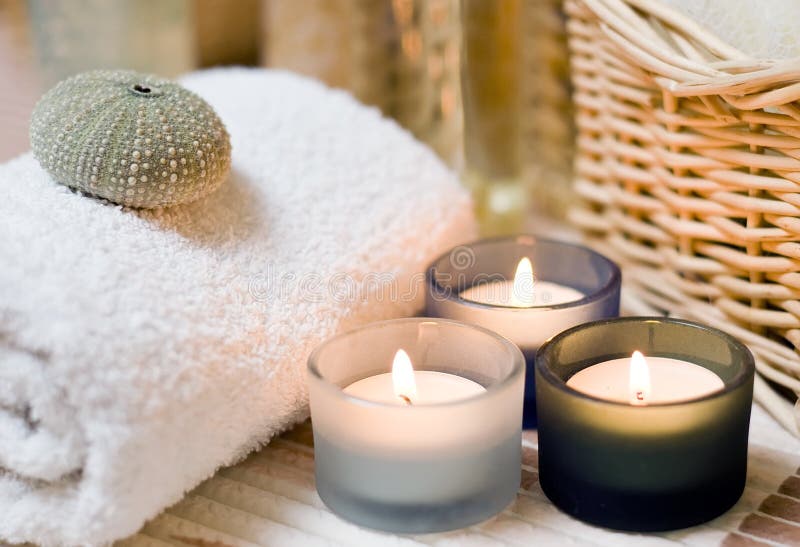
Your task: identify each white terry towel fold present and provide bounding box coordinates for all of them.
[0,68,475,546]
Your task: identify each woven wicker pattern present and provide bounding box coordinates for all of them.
[565,0,800,432]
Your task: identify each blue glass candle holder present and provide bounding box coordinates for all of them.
[425,235,620,428]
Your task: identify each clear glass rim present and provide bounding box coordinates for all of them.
[308,317,525,409]
[426,234,621,311]
[536,316,755,408]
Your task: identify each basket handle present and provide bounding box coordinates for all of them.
[580,0,800,100]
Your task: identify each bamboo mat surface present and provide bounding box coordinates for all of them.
[116,404,800,547]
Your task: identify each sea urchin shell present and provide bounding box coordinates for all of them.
[30,70,231,208]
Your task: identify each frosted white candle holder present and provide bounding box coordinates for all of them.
[308,318,525,533]
[425,235,620,427]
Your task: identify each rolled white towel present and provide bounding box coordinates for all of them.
[0,68,475,546]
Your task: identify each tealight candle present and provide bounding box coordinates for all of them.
[344,350,486,404]
[535,317,755,532]
[459,257,585,307]
[426,235,620,427]
[308,318,525,533]
[566,351,725,405]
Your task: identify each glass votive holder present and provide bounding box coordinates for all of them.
[308,318,525,533]
[425,235,620,428]
[535,317,755,532]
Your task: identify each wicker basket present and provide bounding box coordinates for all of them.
[565,0,800,433]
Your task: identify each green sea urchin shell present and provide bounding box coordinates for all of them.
[30,70,231,208]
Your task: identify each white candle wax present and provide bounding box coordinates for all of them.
[344,371,485,405]
[460,280,585,307]
[566,355,724,404]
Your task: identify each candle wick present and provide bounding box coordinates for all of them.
[398,394,413,406]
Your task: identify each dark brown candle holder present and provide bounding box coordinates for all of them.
[535,317,755,531]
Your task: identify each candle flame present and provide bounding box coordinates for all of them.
[512,257,535,307]
[629,351,652,406]
[392,349,417,405]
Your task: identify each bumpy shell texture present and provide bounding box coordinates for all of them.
[30,70,231,208]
